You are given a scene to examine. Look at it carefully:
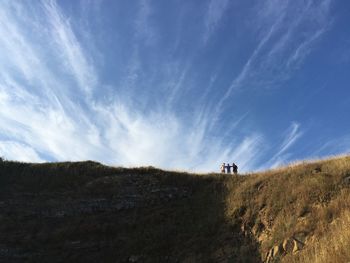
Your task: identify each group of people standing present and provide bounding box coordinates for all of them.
[220,162,238,174]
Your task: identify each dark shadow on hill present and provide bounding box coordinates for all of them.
[0,161,261,263]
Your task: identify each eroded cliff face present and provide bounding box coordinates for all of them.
[1,156,350,263]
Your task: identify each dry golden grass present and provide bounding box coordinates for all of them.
[286,210,350,263]
[222,155,350,261]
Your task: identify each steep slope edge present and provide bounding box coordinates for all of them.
[0,156,350,262]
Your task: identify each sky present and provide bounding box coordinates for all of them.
[0,0,350,173]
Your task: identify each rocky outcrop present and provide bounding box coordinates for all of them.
[265,237,304,262]
[0,171,195,262]
[0,179,191,219]
[343,175,350,185]
[0,246,41,261]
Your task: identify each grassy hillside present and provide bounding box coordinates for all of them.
[0,156,350,262]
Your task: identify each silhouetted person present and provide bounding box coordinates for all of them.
[232,163,238,174]
[226,163,231,174]
[220,163,226,173]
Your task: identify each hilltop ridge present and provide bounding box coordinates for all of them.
[1,156,350,262]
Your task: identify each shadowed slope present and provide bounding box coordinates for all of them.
[0,161,259,263]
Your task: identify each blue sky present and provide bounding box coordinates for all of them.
[0,0,349,172]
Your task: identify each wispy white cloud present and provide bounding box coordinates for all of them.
[0,0,263,173]
[276,122,303,157]
[119,0,158,98]
[313,136,350,157]
[134,0,157,46]
[0,1,83,103]
[42,0,97,95]
[0,91,102,162]
[0,0,319,174]
[215,0,333,115]
[0,141,44,162]
[92,102,264,172]
[0,5,43,83]
[264,122,303,169]
[214,17,283,116]
[286,28,326,68]
[203,0,229,44]
[165,61,192,108]
[229,135,265,172]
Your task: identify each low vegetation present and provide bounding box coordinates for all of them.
[0,155,350,262]
[224,155,350,262]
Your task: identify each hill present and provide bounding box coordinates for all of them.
[0,156,350,262]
